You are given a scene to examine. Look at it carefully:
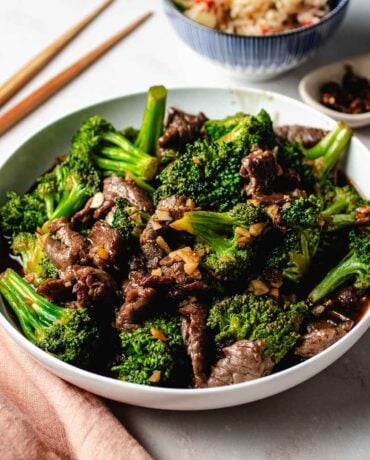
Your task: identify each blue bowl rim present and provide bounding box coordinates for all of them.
[163,0,350,40]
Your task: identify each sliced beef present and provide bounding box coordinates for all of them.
[294,320,354,359]
[88,220,125,270]
[71,196,95,227]
[100,175,154,214]
[276,167,302,191]
[157,107,207,158]
[116,248,206,330]
[61,265,118,309]
[159,255,190,284]
[274,125,327,148]
[37,265,118,308]
[116,256,157,330]
[36,278,74,304]
[159,250,206,300]
[240,147,278,197]
[207,340,274,387]
[139,272,206,301]
[45,218,88,270]
[71,175,154,227]
[140,195,197,269]
[250,189,306,208]
[331,286,364,310]
[179,298,209,387]
[251,193,289,206]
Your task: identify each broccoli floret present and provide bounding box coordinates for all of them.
[0,269,99,367]
[154,110,277,211]
[217,109,276,152]
[11,233,58,285]
[0,147,100,234]
[73,114,159,181]
[112,316,184,385]
[134,85,167,155]
[203,112,248,141]
[197,239,256,282]
[0,191,47,234]
[109,197,150,242]
[207,293,308,363]
[320,183,369,231]
[278,186,368,232]
[36,172,58,219]
[309,229,370,303]
[279,195,323,228]
[38,152,100,223]
[154,140,244,210]
[171,203,267,280]
[266,228,321,283]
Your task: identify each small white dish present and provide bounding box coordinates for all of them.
[299,52,370,128]
[0,87,369,410]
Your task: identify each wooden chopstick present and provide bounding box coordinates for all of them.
[0,12,153,136]
[0,0,114,108]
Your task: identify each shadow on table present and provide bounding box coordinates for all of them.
[108,329,370,460]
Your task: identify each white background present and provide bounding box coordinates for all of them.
[0,1,369,459]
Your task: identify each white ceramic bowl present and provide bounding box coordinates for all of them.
[0,88,369,411]
[299,52,370,128]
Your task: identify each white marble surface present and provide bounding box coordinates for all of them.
[0,1,369,459]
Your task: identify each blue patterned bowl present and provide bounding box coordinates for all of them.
[163,0,350,80]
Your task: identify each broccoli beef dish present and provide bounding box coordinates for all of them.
[0,86,369,389]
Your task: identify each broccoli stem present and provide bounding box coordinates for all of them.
[311,123,352,179]
[309,252,365,303]
[43,195,56,219]
[321,197,348,217]
[0,282,36,341]
[326,214,356,230]
[0,268,99,367]
[49,182,89,221]
[126,173,156,196]
[304,123,344,159]
[135,85,167,155]
[0,269,63,341]
[92,155,156,181]
[95,132,159,180]
[171,211,236,236]
[103,132,142,154]
[321,193,362,231]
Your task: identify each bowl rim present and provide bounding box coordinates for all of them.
[163,0,350,40]
[0,85,369,398]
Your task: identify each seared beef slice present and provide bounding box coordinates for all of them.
[208,340,274,387]
[45,218,88,270]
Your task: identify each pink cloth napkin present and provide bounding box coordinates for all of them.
[0,328,151,460]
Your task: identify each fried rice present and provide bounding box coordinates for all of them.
[174,0,331,35]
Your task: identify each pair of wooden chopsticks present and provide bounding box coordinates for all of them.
[0,0,152,136]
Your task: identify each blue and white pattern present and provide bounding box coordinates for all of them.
[163,0,350,79]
